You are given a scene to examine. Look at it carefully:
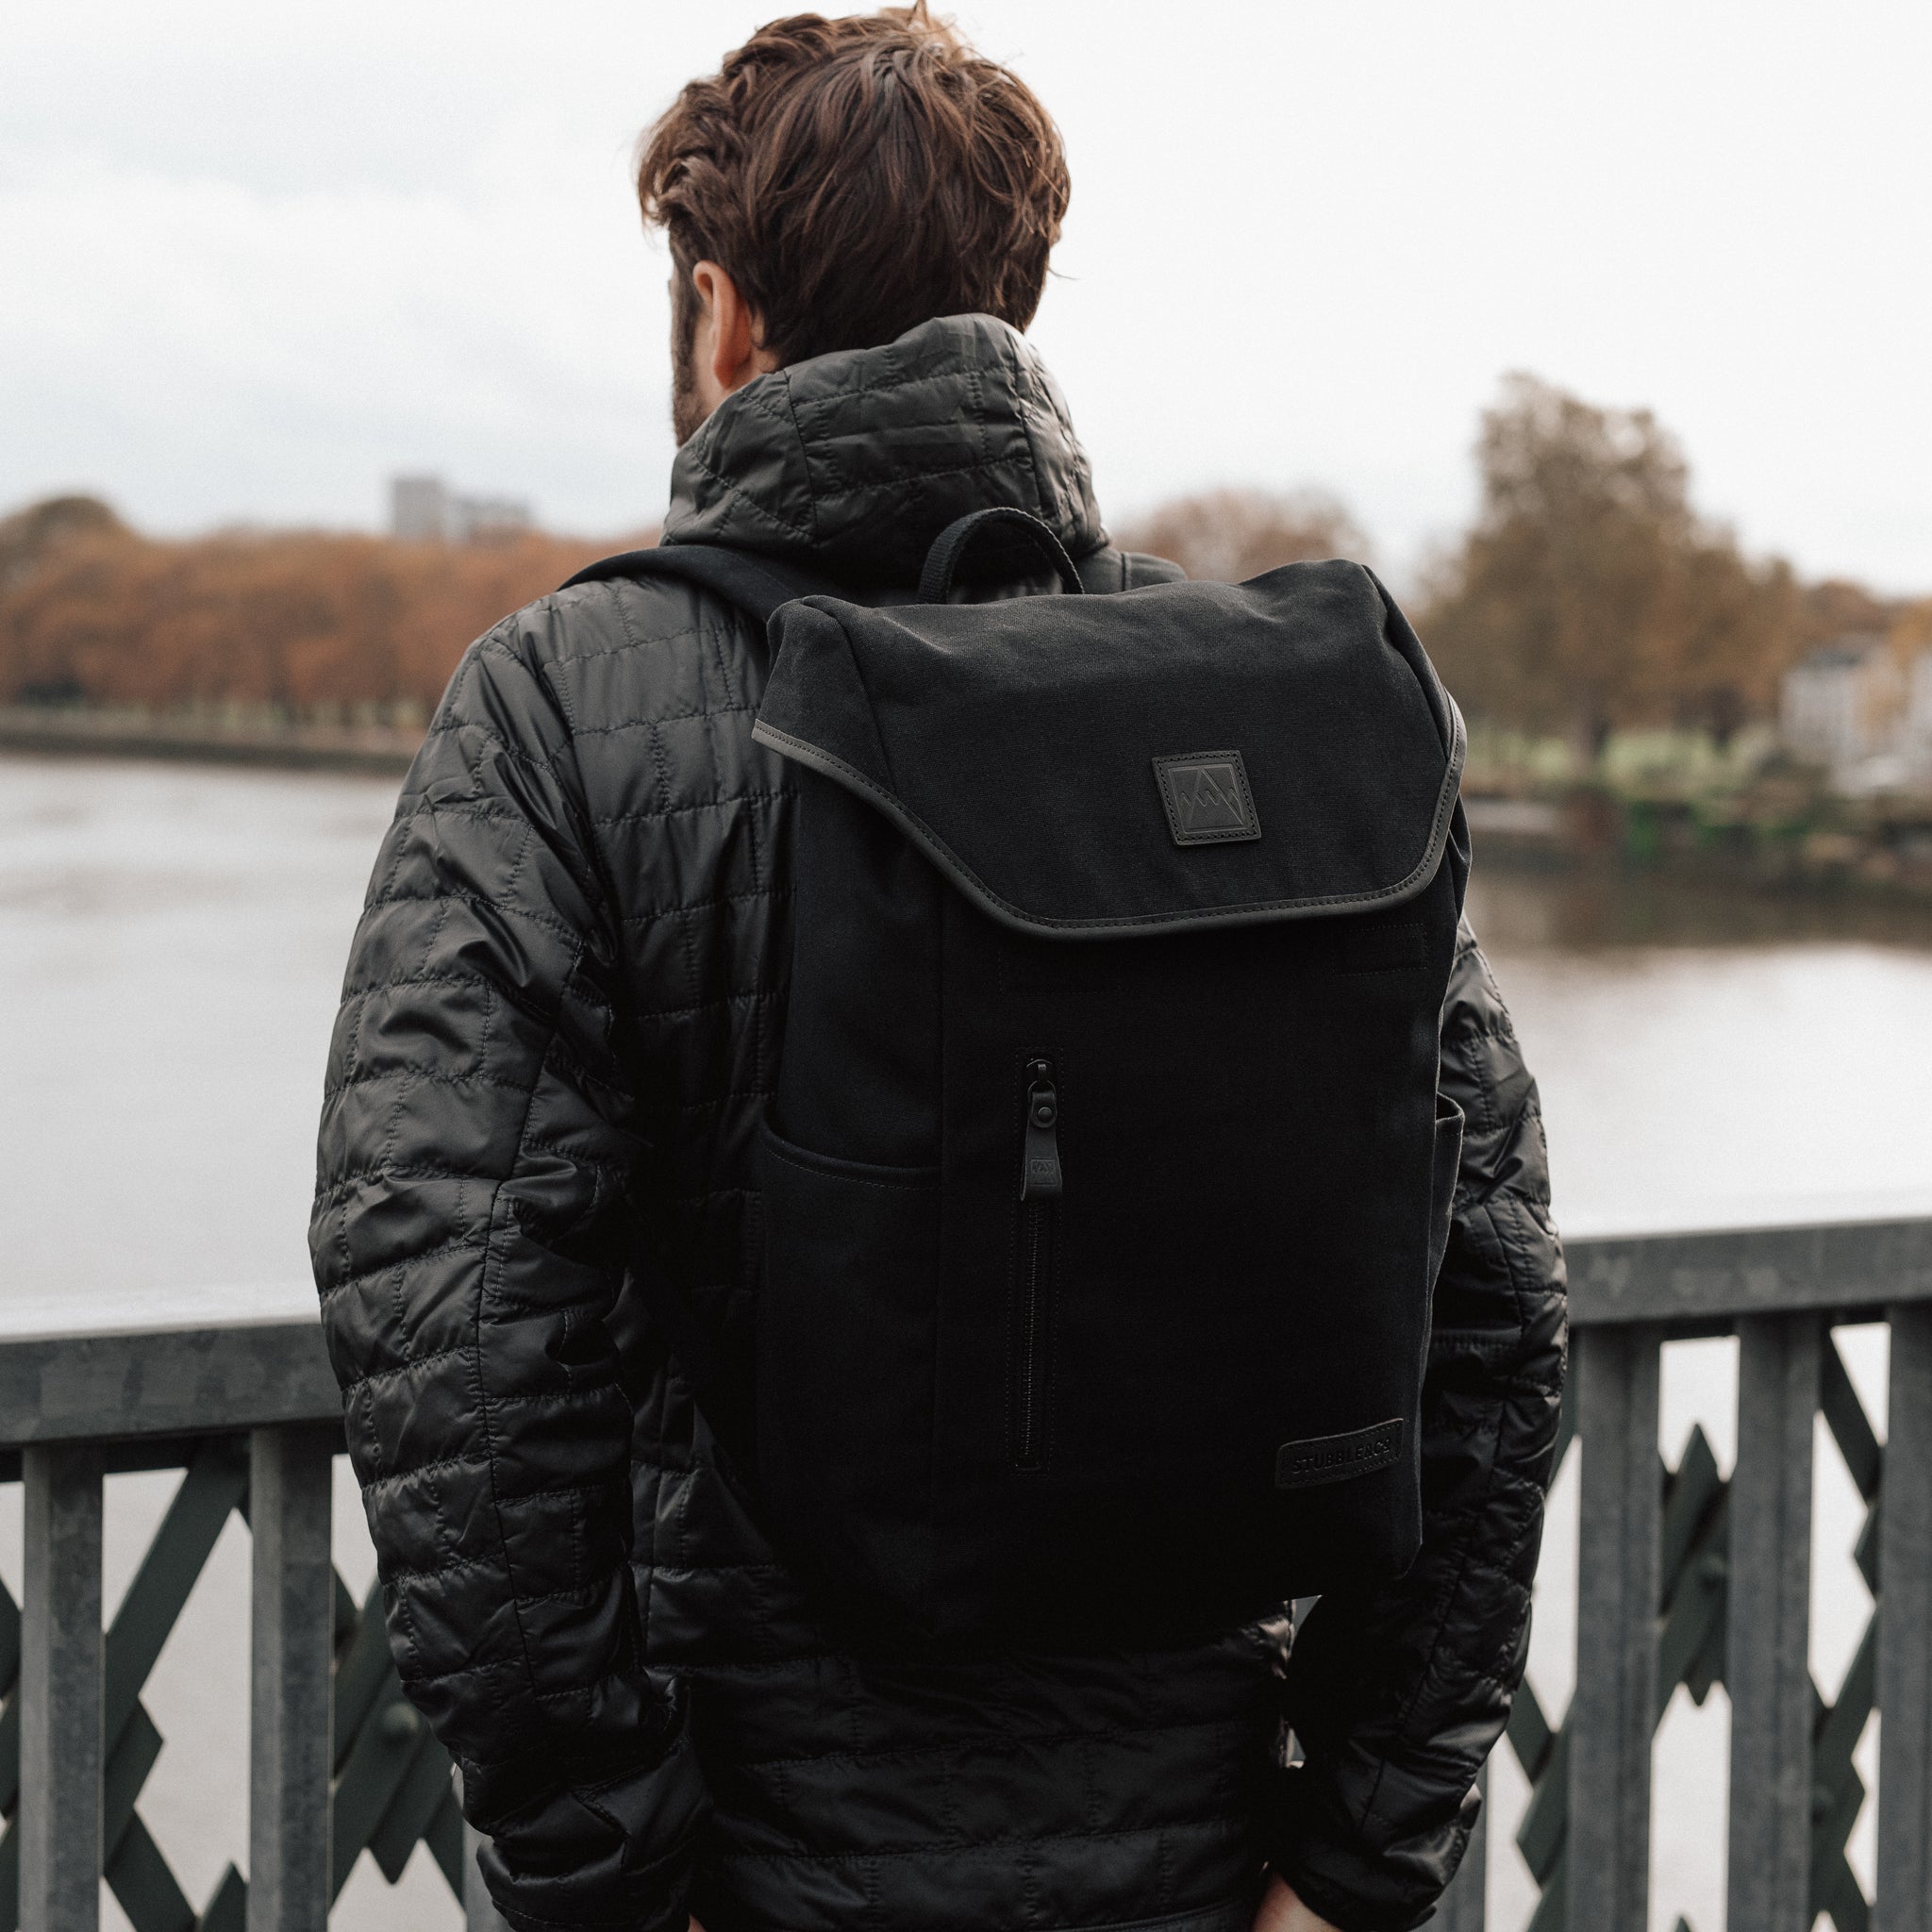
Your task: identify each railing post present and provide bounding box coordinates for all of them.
[1436,1764,1486,1932]
[1877,1300,1932,1932]
[1567,1324,1661,1932]
[249,1424,337,1932]
[21,1441,105,1932]
[1726,1312,1820,1931]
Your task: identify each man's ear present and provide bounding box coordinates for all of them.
[691,260,779,396]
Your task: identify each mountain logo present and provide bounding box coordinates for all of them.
[1152,750,1262,846]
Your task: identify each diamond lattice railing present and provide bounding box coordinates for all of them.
[0,1322,1900,1931]
[0,1437,464,1930]
[1502,1326,1883,1932]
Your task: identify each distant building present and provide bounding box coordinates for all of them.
[1780,635,1905,779]
[1907,650,1932,740]
[389,475,534,544]
[1905,650,1932,780]
[390,475,449,542]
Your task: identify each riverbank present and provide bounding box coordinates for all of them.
[0,703,420,774]
[1466,783,1932,900]
[16,706,1932,905]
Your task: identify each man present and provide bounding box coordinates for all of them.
[311,9,1566,1932]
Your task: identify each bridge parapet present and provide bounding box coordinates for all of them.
[0,1315,504,1932]
[3,1220,1930,1931]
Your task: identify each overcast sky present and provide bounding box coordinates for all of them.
[4,0,1928,591]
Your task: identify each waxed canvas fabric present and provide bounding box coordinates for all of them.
[749,538,1469,1643]
[312,314,1567,1932]
[754,563,1461,932]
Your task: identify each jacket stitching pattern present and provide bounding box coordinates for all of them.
[315,325,1558,1932]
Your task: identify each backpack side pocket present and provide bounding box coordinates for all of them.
[756,1120,941,1620]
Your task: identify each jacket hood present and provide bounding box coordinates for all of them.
[661,313,1108,584]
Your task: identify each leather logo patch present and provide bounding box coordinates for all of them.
[1153,751,1261,846]
[1274,1418,1404,1491]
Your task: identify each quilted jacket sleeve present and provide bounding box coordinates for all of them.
[1267,918,1568,1931]
[310,618,707,1932]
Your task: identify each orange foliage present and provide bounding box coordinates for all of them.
[1892,596,1932,657]
[0,511,645,715]
[1114,488,1369,581]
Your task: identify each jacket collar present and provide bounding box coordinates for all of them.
[661,313,1108,585]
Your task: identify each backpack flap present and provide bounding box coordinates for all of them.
[750,558,1464,937]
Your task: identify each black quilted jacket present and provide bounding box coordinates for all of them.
[311,314,1566,1932]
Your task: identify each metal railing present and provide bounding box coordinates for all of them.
[2,1219,1929,1931]
[1437,1216,1932,1932]
[0,1318,502,1932]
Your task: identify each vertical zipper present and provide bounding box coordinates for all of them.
[1013,1058,1060,1471]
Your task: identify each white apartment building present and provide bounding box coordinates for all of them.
[1780,635,1904,775]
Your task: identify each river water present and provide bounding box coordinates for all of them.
[5,753,1931,1929]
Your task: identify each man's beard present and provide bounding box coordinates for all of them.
[672,336,707,447]
[671,279,706,446]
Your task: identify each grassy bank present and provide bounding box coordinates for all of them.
[1466,724,1932,897]
[0,702,422,774]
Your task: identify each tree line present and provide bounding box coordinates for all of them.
[1410,375,1917,755]
[1117,377,1923,757]
[0,500,616,719]
[4,375,1924,740]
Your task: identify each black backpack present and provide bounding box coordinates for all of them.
[566,507,1469,1647]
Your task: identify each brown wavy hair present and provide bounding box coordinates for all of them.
[636,5,1069,367]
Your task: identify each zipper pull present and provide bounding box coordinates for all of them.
[1021,1058,1063,1201]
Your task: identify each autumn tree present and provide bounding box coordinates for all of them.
[1797,577,1905,656]
[1892,595,1932,658]
[1420,375,1800,753]
[1115,488,1369,582]
[0,505,636,716]
[0,495,127,598]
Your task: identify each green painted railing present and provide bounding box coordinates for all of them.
[1437,1217,1932,1932]
[0,1322,499,1932]
[4,1216,1932,1930]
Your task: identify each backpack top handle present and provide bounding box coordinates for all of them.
[918,507,1085,605]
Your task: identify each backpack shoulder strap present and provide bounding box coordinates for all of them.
[560,542,837,626]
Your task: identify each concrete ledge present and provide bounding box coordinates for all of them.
[1569,1215,1932,1326]
[0,1319,342,1448]
[2,1212,1930,1456]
